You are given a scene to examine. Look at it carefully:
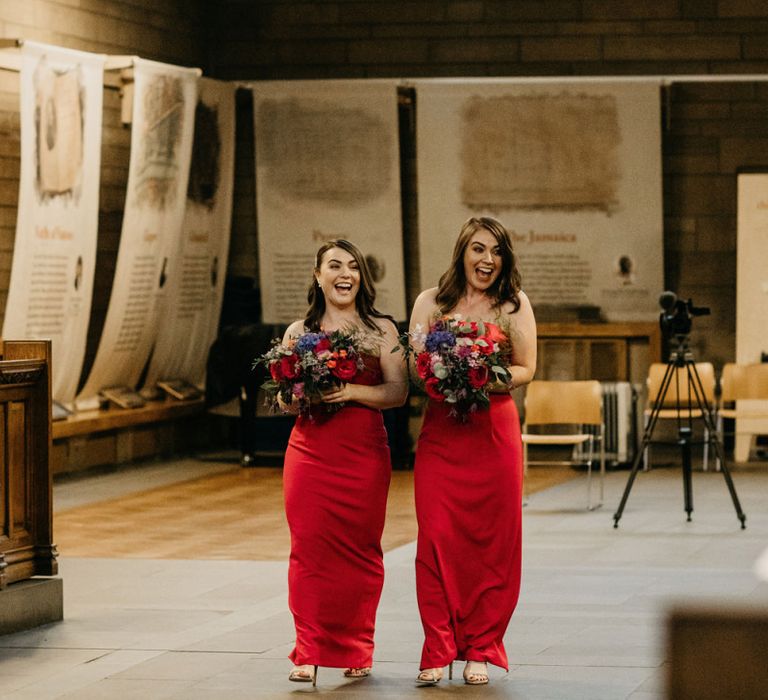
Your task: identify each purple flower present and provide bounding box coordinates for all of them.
[295,333,325,353]
[425,331,456,352]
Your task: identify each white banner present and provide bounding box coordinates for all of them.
[416,78,664,321]
[77,58,199,403]
[735,173,768,460]
[253,80,406,323]
[2,41,105,404]
[143,78,236,389]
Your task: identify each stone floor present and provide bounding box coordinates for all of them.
[1,457,767,699]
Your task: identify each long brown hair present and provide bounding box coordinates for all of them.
[304,239,395,332]
[435,217,522,314]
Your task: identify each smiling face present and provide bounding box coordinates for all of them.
[463,228,502,292]
[315,246,361,309]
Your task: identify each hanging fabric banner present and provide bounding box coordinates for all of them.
[2,41,105,404]
[252,80,406,323]
[77,58,199,404]
[416,78,663,321]
[142,78,236,389]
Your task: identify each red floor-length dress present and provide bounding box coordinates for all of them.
[414,325,523,671]
[284,356,391,668]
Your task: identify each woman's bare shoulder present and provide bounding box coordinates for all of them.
[284,320,306,340]
[371,316,399,338]
[413,287,440,316]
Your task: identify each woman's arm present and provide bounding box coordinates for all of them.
[276,320,305,414]
[499,291,537,392]
[321,320,408,410]
[408,288,439,348]
[404,287,439,383]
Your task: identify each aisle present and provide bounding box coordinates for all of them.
[53,455,577,560]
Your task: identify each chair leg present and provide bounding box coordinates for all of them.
[599,427,605,506]
[642,414,651,471]
[703,426,710,471]
[715,413,723,472]
[586,436,595,510]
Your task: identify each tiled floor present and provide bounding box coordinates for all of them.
[1,455,768,699]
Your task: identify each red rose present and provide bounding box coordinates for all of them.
[468,365,489,389]
[416,352,432,379]
[279,354,300,380]
[425,377,445,402]
[314,337,332,353]
[476,336,494,355]
[486,323,507,344]
[269,361,283,381]
[459,321,479,339]
[331,357,358,381]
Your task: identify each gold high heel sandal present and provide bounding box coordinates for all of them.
[343,667,371,678]
[463,661,489,685]
[416,661,452,686]
[289,664,318,686]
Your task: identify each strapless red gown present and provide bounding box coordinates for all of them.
[414,328,523,671]
[283,356,391,668]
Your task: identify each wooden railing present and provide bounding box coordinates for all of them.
[0,340,57,589]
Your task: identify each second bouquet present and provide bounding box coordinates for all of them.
[256,328,369,415]
[405,316,512,421]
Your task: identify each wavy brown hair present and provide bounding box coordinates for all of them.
[304,239,395,332]
[436,217,522,314]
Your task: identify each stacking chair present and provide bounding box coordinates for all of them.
[521,380,605,510]
[716,362,768,468]
[643,362,716,471]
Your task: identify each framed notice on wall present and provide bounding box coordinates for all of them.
[415,78,664,322]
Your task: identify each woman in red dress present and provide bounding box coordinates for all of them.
[281,239,407,686]
[409,217,537,686]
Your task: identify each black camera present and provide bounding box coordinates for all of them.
[658,291,710,338]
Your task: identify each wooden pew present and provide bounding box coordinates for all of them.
[0,340,57,589]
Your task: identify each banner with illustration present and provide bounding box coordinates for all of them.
[142,78,236,389]
[77,58,199,404]
[415,78,664,321]
[252,80,406,323]
[2,41,105,404]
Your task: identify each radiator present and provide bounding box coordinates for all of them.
[599,381,639,465]
[576,382,639,466]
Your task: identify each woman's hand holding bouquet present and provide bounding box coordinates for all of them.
[400,316,512,421]
[256,329,367,415]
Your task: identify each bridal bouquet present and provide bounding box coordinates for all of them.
[256,329,367,415]
[402,316,511,421]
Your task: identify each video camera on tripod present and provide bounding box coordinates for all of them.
[658,291,710,339]
[612,290,746,529]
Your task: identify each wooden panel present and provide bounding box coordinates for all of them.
[0,340,56,587]
[537,322,660,382]
[668,604,768,700]
[8,401,26,534]
[0,404,5,541]
[590,340,626,381]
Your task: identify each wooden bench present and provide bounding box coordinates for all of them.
[0,340,57,589]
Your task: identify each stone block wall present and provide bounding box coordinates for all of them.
[207,0,768,365]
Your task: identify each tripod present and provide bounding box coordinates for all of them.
[613,336,747,529]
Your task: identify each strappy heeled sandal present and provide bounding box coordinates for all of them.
[416,662,453,686]
[416,668,443,686]
[289,664,318,686]
[463,661,489,685]
[343,666,371,678]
